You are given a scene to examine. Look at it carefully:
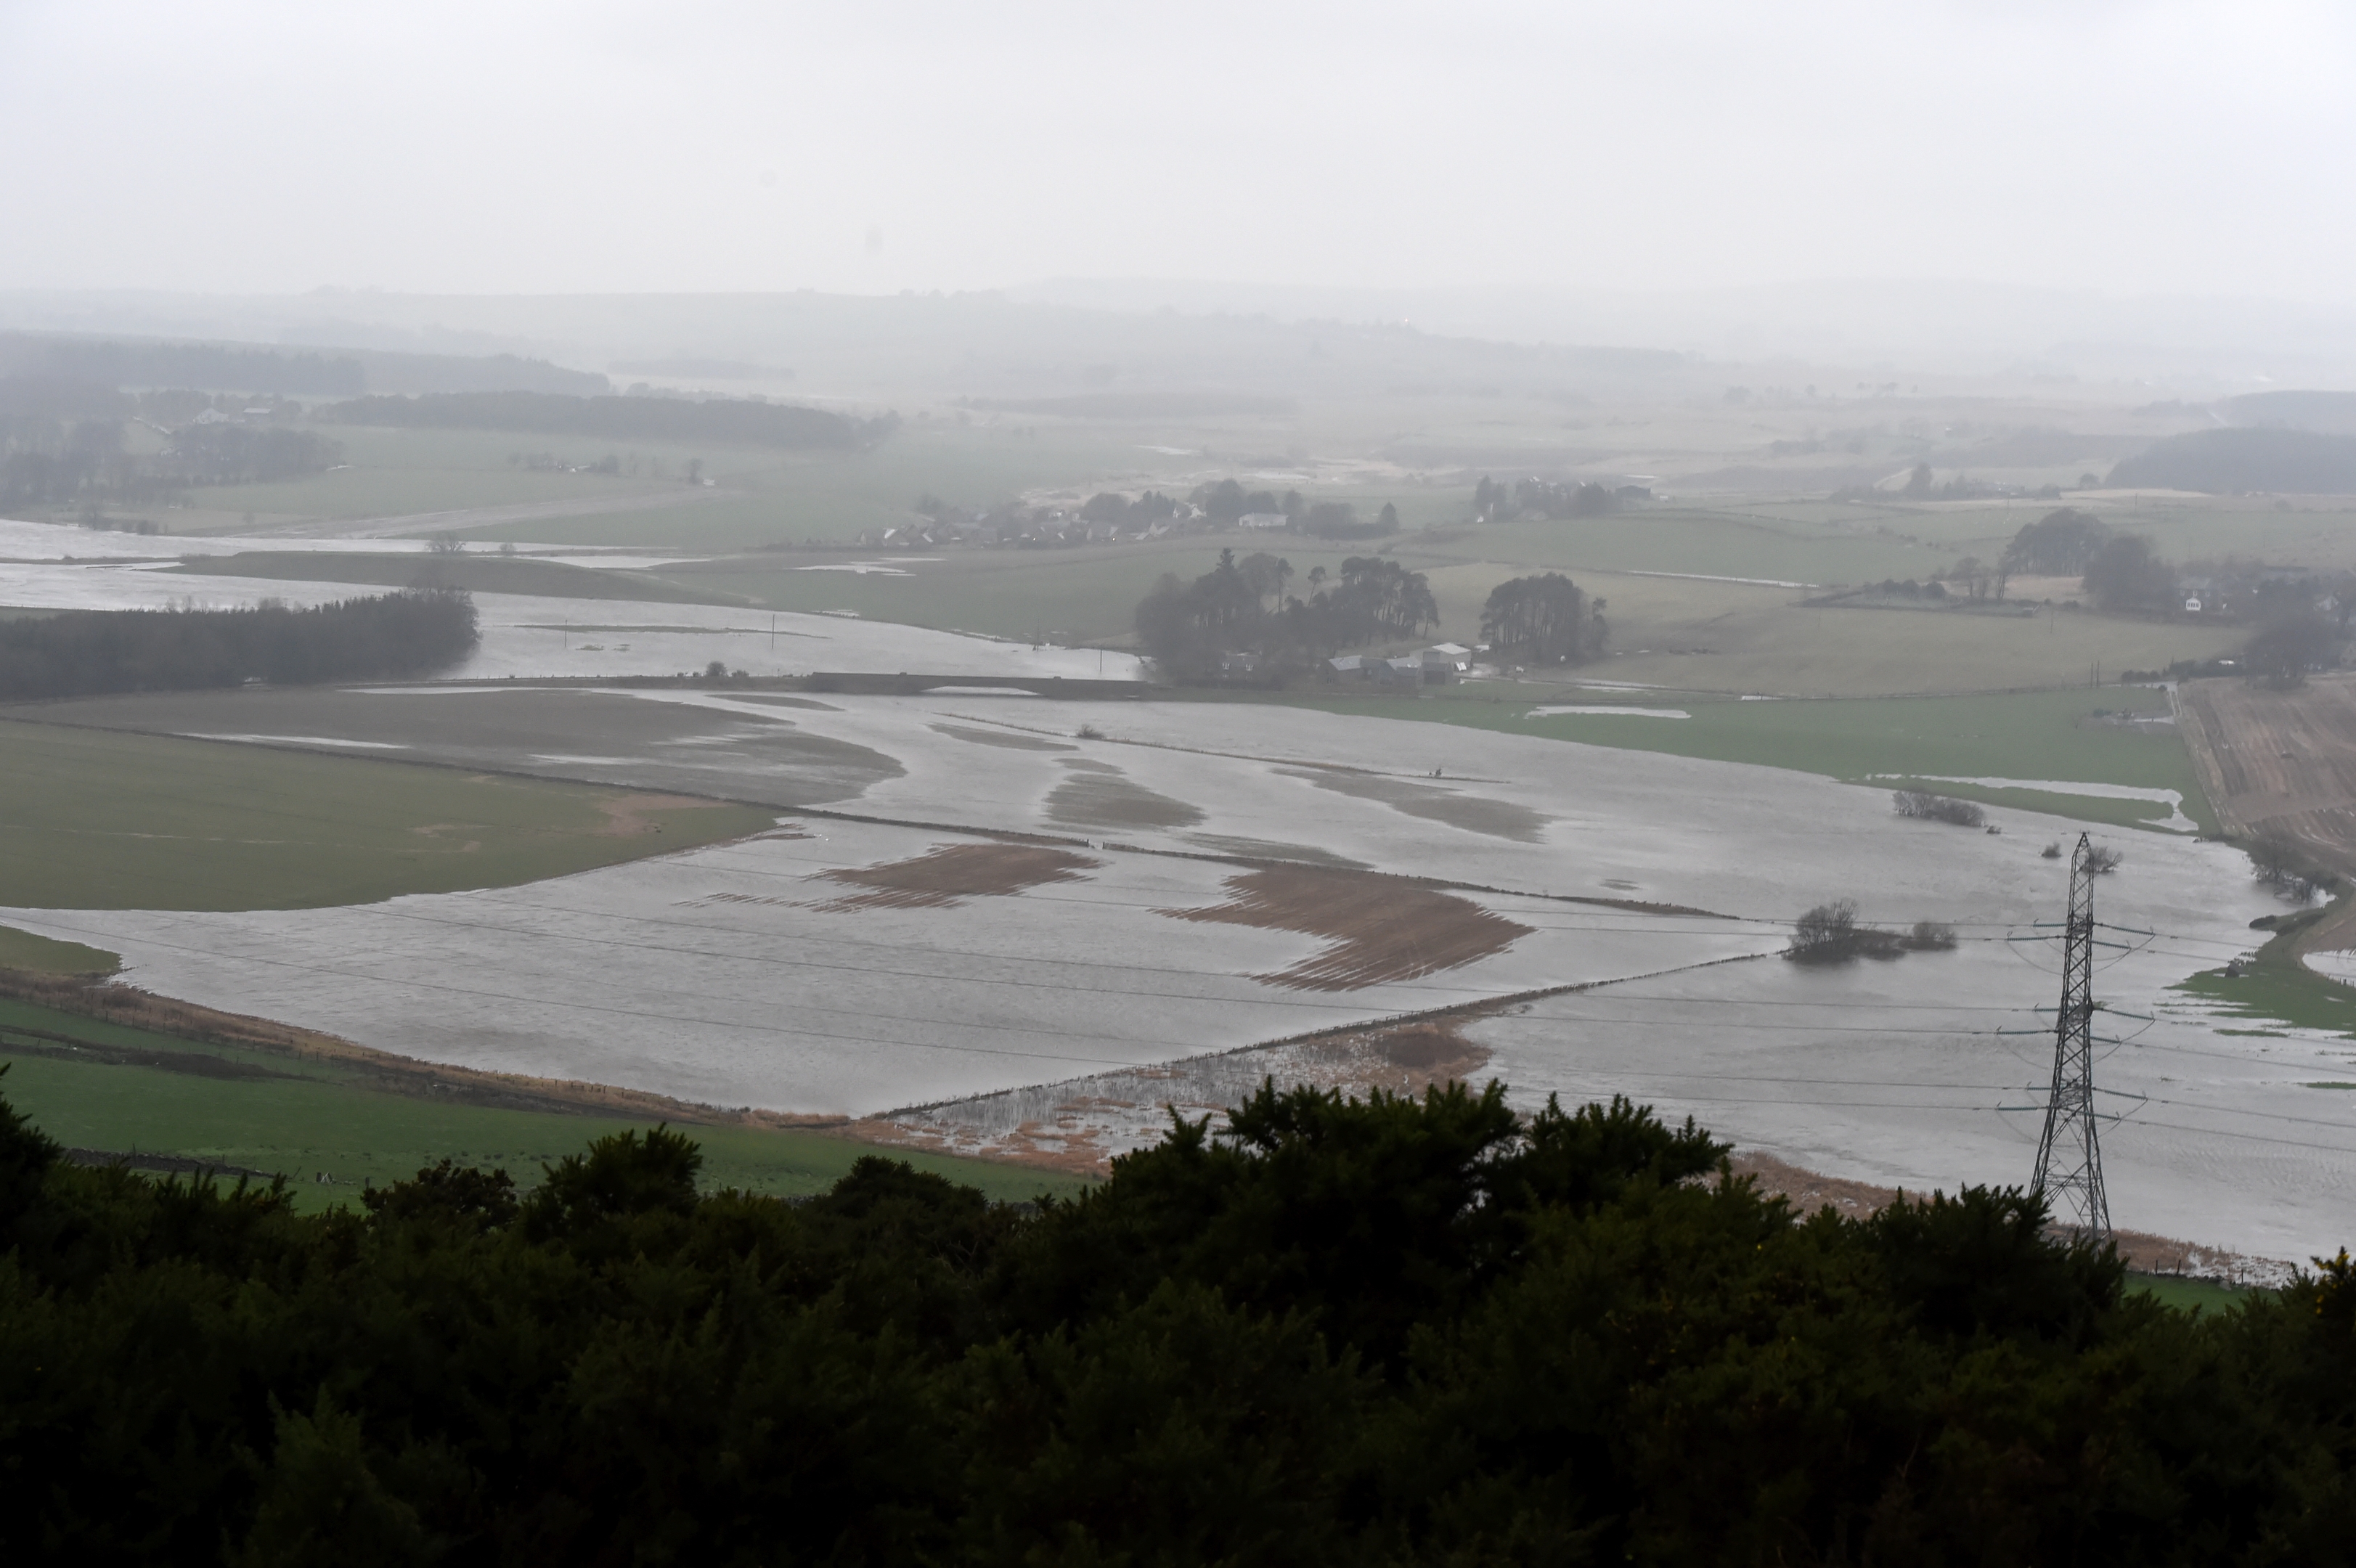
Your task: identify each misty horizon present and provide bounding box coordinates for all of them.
[4,1,2351,311]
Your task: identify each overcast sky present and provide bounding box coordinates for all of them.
[2,0,2350,306]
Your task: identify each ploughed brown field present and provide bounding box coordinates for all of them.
[2179,674,2356,950]
[816,843,1102,910]
[1164,866,1535,990]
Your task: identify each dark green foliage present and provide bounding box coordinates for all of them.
[2243,611,2344,689]
[0,1064,60,1243]
[0,589,478,699]
[2111,426,2356,494]
[1136,552,1438,679]
[1480,572,1606,665]
[2082,531,2181,614]
[2,1076,2354,1564]
[324,389,894,449]
[361,1160,519,1229]
[2002,505,2111,574]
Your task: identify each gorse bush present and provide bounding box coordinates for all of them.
[4,1073,2355,1564]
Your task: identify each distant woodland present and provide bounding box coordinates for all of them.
[0,378,341,513]
[0,589,478,699]
[324,390,897,449]
[5,1082,2355,1563]
[0,331,608,398]
[0,333,365,396]
[2109,427,2356,493]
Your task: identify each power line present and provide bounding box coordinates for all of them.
[2031,833,2112,1241]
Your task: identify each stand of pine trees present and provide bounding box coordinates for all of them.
[0,589,478,699]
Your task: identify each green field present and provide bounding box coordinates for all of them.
[656,539,1408,645]
[0,926,118,975]
[1253,685,2217,833]
[181,422,1218,551]
[2126,1273,2255,1313]
[176,550,743,605]
[0,718,780,910]
[2172,907,2356,1040]
[0,997,1080,1211]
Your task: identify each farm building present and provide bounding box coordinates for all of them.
[1422,642,1472,681]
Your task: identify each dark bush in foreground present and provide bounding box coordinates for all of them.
[3,1073,2355,1564]
[0,587,477,699]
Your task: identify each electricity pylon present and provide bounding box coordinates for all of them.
[2031,831,2112,1240]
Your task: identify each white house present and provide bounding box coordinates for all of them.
[1236,512,1290,530]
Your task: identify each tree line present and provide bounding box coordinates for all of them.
[1479,571,1605,664]
[1134,550,1438,679]
[0,332,367,395]
[0,589,478,699]
[1472,474,1634,520]
[322,391,897,450]
[1957,506,2347,685]
[4,1076,2355,1564]
[0,377,341,512]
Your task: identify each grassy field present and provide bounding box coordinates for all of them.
[182,422,1216,551]
[175,550,744,605]
[0,926,118,975]
[2172,909,2356,1040]
[186,425,688,526]
[0,995,1082,1211]
[0,718,781,910]
[1250,685,2218,833]
[657,539,1407,645]
[2127,1273,2255,1313]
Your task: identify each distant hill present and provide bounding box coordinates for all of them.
[963,391,1294,419]
[2225,389,2356,436]
[0,330,607,397]
[0,332,365,395]
[2106,427,2356,494]
[322,390,890,449]
[343,348,607,396]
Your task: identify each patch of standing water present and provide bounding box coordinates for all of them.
[1525,706,1690,720]
[2305,951,2356,987]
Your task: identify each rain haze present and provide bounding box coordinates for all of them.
[3,1,2355,334]
[23,1,2356,1551]
[5,0,2356,1293]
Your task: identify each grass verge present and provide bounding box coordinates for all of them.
[0,994,1081,1211]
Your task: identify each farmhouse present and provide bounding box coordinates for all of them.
[1236,511,1290,530]
[1422,642,1471,682]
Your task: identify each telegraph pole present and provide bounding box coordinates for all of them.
[2031,831,2112,1241]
